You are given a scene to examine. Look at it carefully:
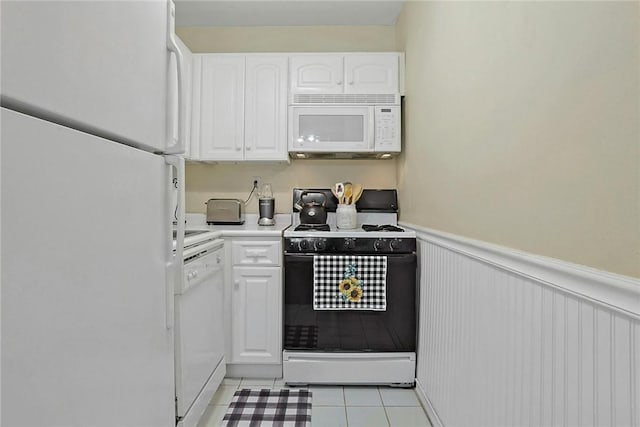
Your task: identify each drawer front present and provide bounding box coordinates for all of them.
[232,240,281,266]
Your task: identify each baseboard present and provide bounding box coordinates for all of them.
[226,363,283,379]
[415,379,442,427]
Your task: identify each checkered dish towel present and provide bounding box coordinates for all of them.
[313,255,387,311]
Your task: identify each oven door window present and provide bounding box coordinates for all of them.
[284,253,416,352]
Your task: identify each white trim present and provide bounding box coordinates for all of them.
[415,379,442,427]
[177,358,226,427]
[400,222,640,318]
[226,363,283,379]
[282,351,415,385]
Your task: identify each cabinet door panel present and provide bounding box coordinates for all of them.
[345,54,398,94]
[231,267,281,364]
[198,55,245,160]
[290,55,343,94]
[245,56,288,160]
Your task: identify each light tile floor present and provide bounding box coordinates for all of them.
[197,378,432,427]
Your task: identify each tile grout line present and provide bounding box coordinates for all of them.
[379,386,393,427]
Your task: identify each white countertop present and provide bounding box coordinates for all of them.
[184,213,291,238]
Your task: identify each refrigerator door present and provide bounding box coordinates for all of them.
[1,108,175,427]
[0,0,185,154]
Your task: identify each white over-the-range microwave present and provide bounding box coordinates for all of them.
[288,95,401,159]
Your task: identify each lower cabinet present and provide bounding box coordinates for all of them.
[225,237,282,370]
[231,267,281,364]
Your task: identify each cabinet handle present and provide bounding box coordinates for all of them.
[234,280,240,290]
[336,80,343,85]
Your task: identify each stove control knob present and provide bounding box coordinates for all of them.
[390,239,402,251]
[343,238,356,250]
[315,239,327,251]
[374,239,386,251]
[299,240,310,251]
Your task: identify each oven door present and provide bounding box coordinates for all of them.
[283,252,416,352]
[289,106,374,152]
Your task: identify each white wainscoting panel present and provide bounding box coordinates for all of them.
[403,224,640,427]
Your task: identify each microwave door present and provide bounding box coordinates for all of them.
[291,106,372,152]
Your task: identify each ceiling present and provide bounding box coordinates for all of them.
[175,1,405,27]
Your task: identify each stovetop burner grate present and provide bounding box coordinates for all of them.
[294,224,331,232]
[361,224,405,232]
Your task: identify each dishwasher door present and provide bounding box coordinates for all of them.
[175,242,225,421]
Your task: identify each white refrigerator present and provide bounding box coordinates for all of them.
[1,1,187,426]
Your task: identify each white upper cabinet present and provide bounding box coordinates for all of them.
[290,53,399,95]
[191,54,288,162]
[289,55,344,95]
[245,56,288,161]
[344,54,399,94]
[195,55,245,161]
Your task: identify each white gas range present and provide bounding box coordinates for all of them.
[282,189,417,387]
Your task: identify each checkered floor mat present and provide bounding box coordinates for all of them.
[222,389,312,427]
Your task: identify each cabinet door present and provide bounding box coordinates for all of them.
[290,55,344,95]
[231,267,281,364]
[198,55,245,160]
[344,54,399,94]
[245,56,288,161]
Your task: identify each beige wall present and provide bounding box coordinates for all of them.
[186,160,397,214]
[395,1,640,277]
[179,24,399,214]
[176,25,396,53]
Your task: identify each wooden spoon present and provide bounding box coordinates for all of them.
[343,183,353,205]
[352,183,363,204]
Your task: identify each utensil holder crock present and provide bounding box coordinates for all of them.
[336,204,357,229]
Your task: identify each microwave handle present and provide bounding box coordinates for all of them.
[368,107,376,150]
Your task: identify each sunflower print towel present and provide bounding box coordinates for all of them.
[313,255,387,311]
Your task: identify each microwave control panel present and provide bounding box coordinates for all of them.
[374,106,401,152]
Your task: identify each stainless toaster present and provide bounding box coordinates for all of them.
[206,199,245,224]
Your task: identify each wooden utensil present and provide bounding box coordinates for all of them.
[344,183,353,205]
[334,182,345,204]
[352,183,363,204]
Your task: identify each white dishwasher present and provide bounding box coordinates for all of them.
[175,238,226,427]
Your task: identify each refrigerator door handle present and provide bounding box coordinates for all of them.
[165,155,185,329]
[165,0,185,155]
